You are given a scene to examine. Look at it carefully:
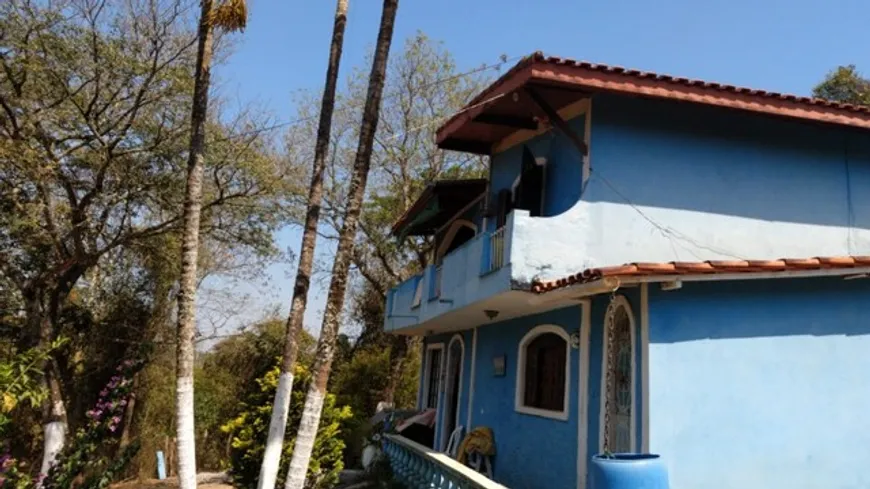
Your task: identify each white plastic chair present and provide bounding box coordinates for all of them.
[444,425,465,458]
[467,452,493,479]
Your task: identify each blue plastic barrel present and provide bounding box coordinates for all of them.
[589,454,669,489]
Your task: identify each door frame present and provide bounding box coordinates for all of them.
[597,294,637,453]
[440,334,465,451]
[421,343,445,411]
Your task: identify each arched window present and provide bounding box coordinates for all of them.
[436,219,477,263]
[515,325,571,420]
[600,296,636,453]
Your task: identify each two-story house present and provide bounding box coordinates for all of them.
[380,52,870,489]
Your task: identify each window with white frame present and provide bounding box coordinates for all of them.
[515,325,571,420]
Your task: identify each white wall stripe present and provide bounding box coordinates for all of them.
[466,327,478,430]
[640,284,651,452]
[577,300,592,489]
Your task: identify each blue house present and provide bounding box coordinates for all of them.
[380,52,870,489]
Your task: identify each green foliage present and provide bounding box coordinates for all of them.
[0,1,302,469]
[40,358,146,489]
[329,344,419,468]
[222,364,352,489]
[1,357,144,489]
[813,65,870,106]
[0,339,67,437]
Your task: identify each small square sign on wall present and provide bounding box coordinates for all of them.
[492,354,506,377]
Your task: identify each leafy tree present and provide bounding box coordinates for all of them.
[813,65,870,106]
[222,364,352,489]
[0,0,298,470]
[194,319,316,470]
[0,339,66,437]
[329,344,418,467]
[285,33,495,406]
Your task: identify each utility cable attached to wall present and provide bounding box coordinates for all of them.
[588,168,748,262]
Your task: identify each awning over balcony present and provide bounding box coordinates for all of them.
[392,179,487,241]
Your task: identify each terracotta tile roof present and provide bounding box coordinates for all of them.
[531,256,870,293]
[436,52,870,150]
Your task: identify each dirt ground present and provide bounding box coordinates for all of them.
[113,472,233,489]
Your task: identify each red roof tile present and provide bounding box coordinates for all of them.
[530,256,870,293]
[436,53,870,150]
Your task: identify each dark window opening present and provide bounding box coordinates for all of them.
[426,348,442,409]
[496,189,513,228]
[513,145,545,217]
[444,225,475,256]
[523,332,566,411]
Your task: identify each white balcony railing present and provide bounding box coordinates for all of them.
[482,226,506,275]
[382,434,507,489]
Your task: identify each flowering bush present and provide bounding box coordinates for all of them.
[0,356,145,489]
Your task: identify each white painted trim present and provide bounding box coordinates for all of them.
[640,284,650,453]
[436,219,478,264]
[422,343,445,411]
[576,300,592,489]
[440,334,466,452]
[466,327,478,430]
[598,295,637,453]
[514,324,571,421]
[416,340,426,410]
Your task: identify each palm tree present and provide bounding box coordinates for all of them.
[282,1,399,488]
[175,2,246,489]
[256,1,349,488]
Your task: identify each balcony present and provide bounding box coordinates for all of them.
[385,216,514,333]
[382,434,507,489]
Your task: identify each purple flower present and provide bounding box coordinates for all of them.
[99,389,109,397]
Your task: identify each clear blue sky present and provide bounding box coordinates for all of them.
[209,0,870,337]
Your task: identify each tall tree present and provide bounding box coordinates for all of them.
[1,0,295,473]
[282,1,399,488]
[813,65,870,106]
[175,1,247,488]
[257,2,349,488]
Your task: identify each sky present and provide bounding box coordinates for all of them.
[204,0,870,339]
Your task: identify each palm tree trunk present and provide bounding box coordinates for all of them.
[257,2,349,489]
[282,2,399,488]
[176,1,216,488]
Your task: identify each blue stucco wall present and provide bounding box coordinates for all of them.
[647,277,870,489]
[488,116,586,224]
[509,93,870,285]
[468,306,582,489]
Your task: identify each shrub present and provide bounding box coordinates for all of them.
[1,355,144,489]
[222,363,352,489]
